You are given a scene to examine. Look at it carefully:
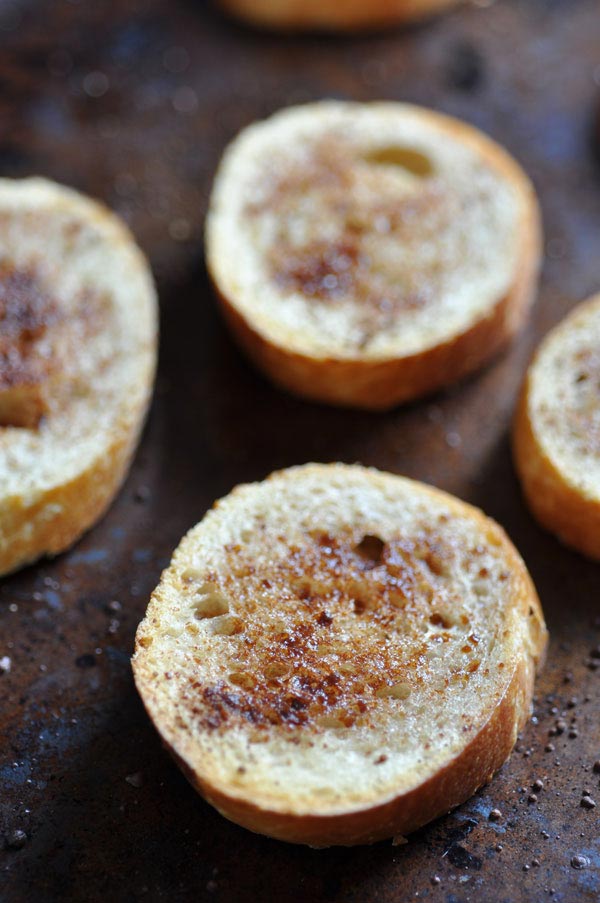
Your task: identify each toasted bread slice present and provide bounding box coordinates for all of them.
[217,0,462,30]
[513,294,600,560]
[133,463,547,846]
[0,178,157,576]
[206,102,541,410]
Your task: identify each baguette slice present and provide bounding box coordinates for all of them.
[133,463,547,847]
[217,0,462,31]
[207,102,541,410]
[513,293,600,560]
[0,178,157,576]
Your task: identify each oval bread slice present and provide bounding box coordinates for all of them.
[513,293,600,560]
[133,463,547,846]
[0,177,157,576]
[217,0,462,31]
[206,102,541,410]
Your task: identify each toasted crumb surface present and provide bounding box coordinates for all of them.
[134,464,546,844]
[208,102,537,361]
[0,177,157,574]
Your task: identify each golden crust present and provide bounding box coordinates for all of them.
[208,103,542,411]
[171,654,535,846]
[216,240,537,409]
[218,0,462,31]
[513,371,600,562]
[0,383,46,430]
[133,464,547,846]
[0,404,150,576]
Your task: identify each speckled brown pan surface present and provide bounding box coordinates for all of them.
[1,0,600,900]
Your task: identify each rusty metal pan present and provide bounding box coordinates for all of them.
[1,0,600,899]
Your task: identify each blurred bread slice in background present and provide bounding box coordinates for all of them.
[217,0,463,31]
[513,293,600,560]
[0,178,157,576]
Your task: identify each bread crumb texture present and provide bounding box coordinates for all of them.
[134,464,546,844]
[0,178,157,574]
[513,294,600,558]
[207,102,537,361]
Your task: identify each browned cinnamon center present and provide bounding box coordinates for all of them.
[190,530,481,735]
[244,136,450,343]
[0,263,59,427]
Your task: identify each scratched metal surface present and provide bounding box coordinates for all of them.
[1,0,600,900]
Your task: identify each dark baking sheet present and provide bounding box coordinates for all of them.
[1,0,600,900]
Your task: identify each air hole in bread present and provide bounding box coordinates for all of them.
[316,714,346,729]
[162,626,183,638]
[264,662,289,679]
[181,566,205,585]
[422,552,451,577]
[210,615,244,636]
[429,612,454,629]
[375,682,412,700]
[193,587,229,619]
[228,671,254,689]
[354,534,385,567]
[575,373,589,383]
[364,146,434,178]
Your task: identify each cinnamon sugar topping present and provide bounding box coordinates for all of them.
[191,530,484,733]
[0,263,59,427]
